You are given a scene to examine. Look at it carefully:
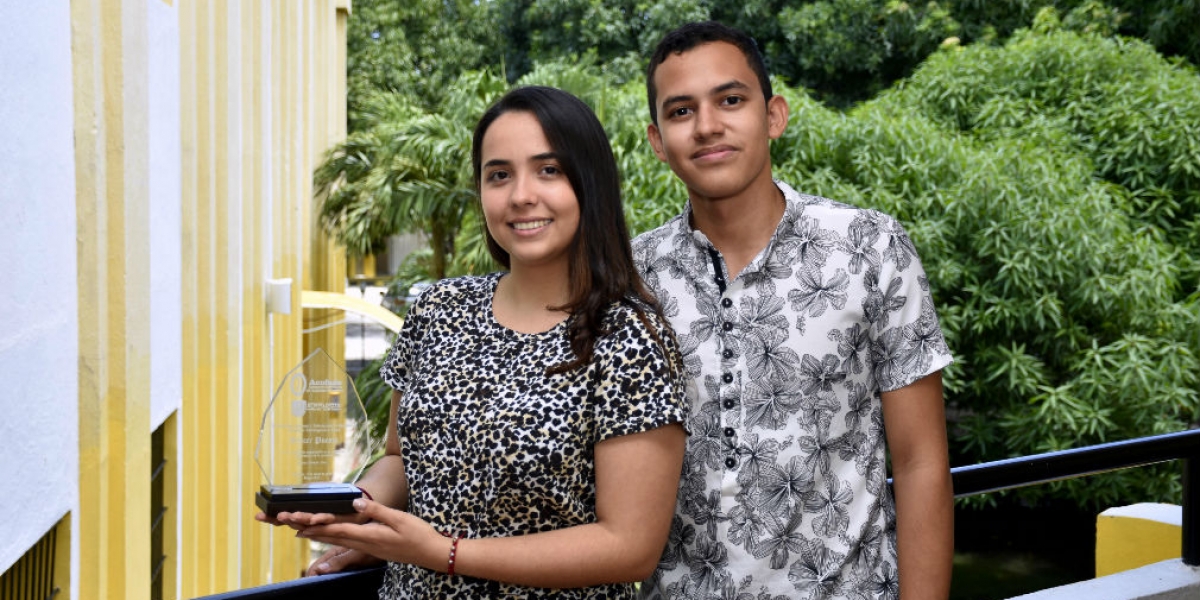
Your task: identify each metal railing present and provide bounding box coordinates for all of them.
[193,428,1200,599]
[949,428,1200,566]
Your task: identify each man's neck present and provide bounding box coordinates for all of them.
[689,180,784,280]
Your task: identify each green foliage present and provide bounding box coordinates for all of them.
[327,2,1200,510]
[768,28,1200,508]
[315,71,509,277]
[889,24,1200,279]
[346,0,500,129]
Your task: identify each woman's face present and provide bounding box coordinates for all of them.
[478,111,580,274]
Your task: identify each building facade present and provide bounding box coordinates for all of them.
[0,1,352,598]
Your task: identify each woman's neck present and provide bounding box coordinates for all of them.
[492,268,572,334]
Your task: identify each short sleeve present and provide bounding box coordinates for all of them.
[866,217,954,392]
[588,303,690,443]
[378,282,438,394]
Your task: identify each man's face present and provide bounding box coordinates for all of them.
[647,41,787,204]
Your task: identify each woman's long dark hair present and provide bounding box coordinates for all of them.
[472,86,674,374]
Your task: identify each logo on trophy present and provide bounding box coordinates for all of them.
[254,347,382,516]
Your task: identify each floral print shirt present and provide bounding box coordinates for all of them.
[632,181,953,600]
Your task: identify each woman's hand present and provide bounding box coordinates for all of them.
[295,498,451,573]
[254,507,371,532]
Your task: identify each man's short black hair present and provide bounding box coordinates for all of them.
[646,21,773,125]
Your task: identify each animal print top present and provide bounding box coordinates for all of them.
[378,272,689,599]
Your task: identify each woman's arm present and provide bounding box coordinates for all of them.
[299,422,686,587]
[348,390,408,510]
[882,371,954,600]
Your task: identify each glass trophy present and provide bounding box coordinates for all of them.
[254,347,382,516]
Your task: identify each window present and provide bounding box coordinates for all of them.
[0,516,68,600]
[151,422,168,600]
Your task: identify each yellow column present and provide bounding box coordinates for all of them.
[1096,503,1182,576]
[239,0,271,587]
[73,0,153,599]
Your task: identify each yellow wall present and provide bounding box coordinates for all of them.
[72,1,153,599]
[178,1,350,596]
[67,1,350,599]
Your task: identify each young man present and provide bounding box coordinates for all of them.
[633,22,954,600]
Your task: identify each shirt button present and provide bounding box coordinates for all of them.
[722,321,733,332]
[722,373,733,384]
[723,399,735,409]
[725,457,737,469]
[722,349,734,359]
[723,427,735,438]
[721,298,733,308]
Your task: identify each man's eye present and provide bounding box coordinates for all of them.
[723,96,744,106]
[670,107,692,118]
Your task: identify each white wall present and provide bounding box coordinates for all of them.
[148,0,182,432]
[0,1,80,573]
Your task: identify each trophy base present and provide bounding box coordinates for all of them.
[256,482,363,517]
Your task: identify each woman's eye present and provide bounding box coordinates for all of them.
[541,165,562,176]
[486,170,509,182]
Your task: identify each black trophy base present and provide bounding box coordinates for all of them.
[256,482,363,517]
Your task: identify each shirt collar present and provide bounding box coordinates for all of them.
[676,180,807,268]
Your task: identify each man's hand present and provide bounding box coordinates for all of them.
[305,544,384,576]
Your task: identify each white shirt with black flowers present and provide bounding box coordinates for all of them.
[632,181,953,600]
[378,272,689,599]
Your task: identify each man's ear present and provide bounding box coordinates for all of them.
[647,122,668,162]
[767,94,789,140]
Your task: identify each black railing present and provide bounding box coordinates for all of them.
[949,428,1200,566]
[193,428,1200,599]
[193,566,385,600]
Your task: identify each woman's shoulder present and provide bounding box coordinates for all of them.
[597,296,675,350]
[411,273,499,309]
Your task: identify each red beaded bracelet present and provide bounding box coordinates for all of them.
[440,531,460,576]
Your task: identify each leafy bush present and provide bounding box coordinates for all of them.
[331,17,1200,510]
[769,28,1199,507]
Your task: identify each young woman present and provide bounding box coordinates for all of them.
[261,86,688,599]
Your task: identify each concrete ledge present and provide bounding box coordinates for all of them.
[1009,559,1200,600]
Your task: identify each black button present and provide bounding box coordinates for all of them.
[725,457,737,469]
[721,298,733,308]
[722,373,733,383]
[723,399,735,409]
[723,349,734,359]
[722,321,733,332]
[723,427,735,438]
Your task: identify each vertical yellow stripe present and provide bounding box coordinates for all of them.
[163,413,180,600]
[178,0,200,595]
[213,1,242,589]
[73,0,152,598]
[240,0,270,586]
[176,1,348,591]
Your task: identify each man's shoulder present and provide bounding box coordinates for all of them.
[779,180,904,231]
[632,213,686,256]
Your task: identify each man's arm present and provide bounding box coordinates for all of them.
[881,371,954,600]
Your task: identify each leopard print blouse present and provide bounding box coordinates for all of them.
[378,272,688,599]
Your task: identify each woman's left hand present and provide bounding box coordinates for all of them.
[294,498,451,573]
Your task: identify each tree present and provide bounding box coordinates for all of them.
[314,71,509,279]
[768,22,1200,506]
[333,2,1200,509]
[346,0,499,130]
